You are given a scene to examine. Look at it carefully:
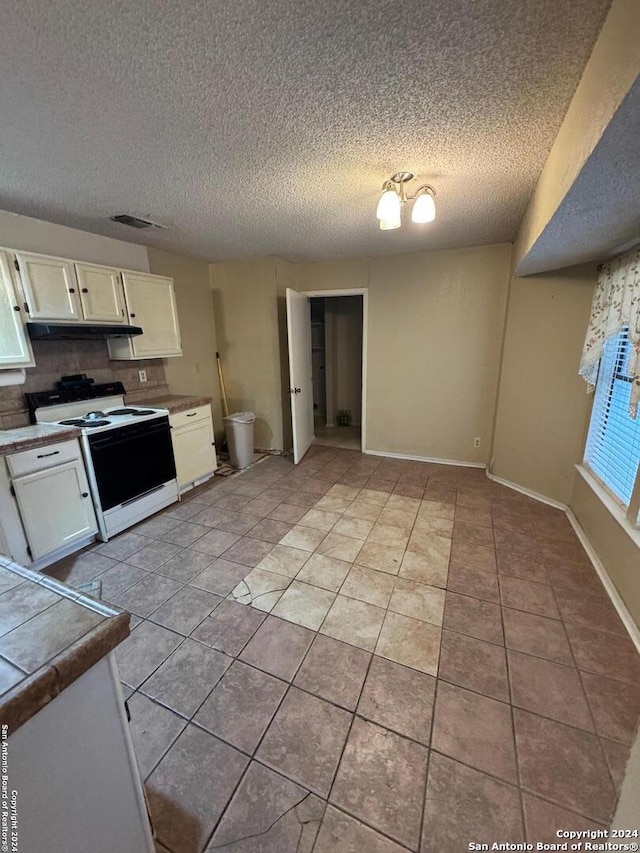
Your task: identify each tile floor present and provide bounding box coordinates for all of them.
[47,447,640,853]
[313,420,361,451]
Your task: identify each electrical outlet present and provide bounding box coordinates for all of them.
[473,437,481,448]
[138,369,147,383]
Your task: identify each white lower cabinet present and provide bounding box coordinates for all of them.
[10,655,155,853]
[8,440,98,562]
[170,405,217,491]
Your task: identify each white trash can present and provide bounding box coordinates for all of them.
[224,411,256,469]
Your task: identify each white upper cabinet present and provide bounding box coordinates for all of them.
[15,252,81,321]
[75,263,126,324]
[0,251,35,367]
[108,272,182,359]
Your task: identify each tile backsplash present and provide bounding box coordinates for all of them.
[0,340,168,428]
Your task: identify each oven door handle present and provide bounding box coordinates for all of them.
[88,418,170,448]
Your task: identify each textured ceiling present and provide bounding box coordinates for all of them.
[516,76,640,275]
[0,0,611,262]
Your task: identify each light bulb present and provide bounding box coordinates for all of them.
[411,189,436,223]
[379,214,401,230]
[376,188,401,222]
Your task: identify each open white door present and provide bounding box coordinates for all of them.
[286,288,314,464]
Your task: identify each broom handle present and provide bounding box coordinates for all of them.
[216,351,229,418]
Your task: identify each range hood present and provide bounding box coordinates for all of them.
[27,322,144,341]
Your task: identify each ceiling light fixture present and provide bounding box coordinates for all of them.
[375,172,436,230]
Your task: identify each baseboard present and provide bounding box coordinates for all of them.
[485,471,568,511]
[566,510,640,654]
[363,448,486,468]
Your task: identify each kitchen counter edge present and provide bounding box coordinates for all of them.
[135,393,213,414]
[0,425,82,457]
[0,558,130,733]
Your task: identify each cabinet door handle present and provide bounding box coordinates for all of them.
[81,492,89,498]
[37,450,60,459]
[69,288,75,294]
[186,412,197,417]
[13,305,20,312]
[130,313,136,318]
[81,288,88,293]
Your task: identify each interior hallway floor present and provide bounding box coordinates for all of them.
[313,420,361,451]
[47,448,640,853]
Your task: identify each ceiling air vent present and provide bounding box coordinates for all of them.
[110,214,165,229]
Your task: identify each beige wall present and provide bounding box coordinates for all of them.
[210,258,288,451]
[490,264,596,504]
[147,248,223,436]
[514,0,640,271]
[571,474,640,626]
[0,210,149,271]
[296,244,512,463]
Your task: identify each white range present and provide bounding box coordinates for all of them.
[26,376,178,540]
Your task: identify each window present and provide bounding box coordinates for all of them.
[584,327,640,512]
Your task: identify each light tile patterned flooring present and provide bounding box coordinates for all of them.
[47,447,640,853]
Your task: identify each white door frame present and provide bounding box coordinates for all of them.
[303,288,368,452]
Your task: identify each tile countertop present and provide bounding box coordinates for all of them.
[0,557,129,733]
[0,423,81,456]
[134,393,213,414]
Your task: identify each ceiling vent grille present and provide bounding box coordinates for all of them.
[110,214,166,229]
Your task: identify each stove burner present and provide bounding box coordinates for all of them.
[59,418,112,427]
[107,407,156,416]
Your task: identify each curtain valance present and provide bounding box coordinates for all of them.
[579,248,640,417]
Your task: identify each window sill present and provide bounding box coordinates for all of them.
[575,464,640,550]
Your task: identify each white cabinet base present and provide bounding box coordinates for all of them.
[8,655,154,853]
[169,405,217,493]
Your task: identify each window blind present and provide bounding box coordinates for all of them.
[584,327,640,507]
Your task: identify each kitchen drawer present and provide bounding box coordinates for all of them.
[7,439,82,478]
[169,405,212,430]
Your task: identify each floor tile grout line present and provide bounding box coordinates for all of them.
[497,577,528,843]
[195,673,294,849]
[313,802,417,853]
[547,578,621,808]
[126,691,187,784]
[197,611,334,850]
[323,636,379,830]
[418,654,442,851]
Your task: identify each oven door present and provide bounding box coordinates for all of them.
[88,417,176,511]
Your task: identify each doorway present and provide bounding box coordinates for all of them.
[310,295,363,451]
[285,288,367,463]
